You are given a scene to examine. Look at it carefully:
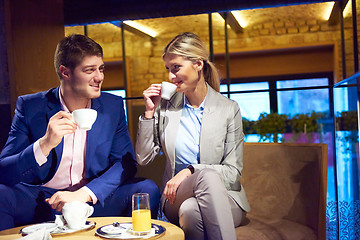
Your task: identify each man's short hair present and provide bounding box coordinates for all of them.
[54,34,103,79]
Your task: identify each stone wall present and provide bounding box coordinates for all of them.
[65,12,360,98]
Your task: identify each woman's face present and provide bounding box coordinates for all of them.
[163,53,203,94]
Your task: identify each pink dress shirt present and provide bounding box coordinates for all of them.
[33,89,97,203]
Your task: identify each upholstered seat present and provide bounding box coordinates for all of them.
[137,142,327,239]
[237,143,327,240]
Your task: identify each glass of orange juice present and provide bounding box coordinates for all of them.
[131,193,151,235]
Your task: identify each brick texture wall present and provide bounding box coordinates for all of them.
[65,12,360,97]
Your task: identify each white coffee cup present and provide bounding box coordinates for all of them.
[60,201,94,229]
[161,82,177,100]
[72,109,97,131]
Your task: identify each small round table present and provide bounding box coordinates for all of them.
[0,217,184,240]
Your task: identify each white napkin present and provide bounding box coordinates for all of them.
[16,227,52,240]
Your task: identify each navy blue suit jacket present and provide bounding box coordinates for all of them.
[0,87,137,206]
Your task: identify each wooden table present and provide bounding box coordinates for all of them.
[0,217,184,240]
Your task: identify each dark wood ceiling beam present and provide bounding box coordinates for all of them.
[328,0,349,25]
[219,12,243,33]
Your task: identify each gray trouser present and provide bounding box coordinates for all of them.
[163,168,245,240]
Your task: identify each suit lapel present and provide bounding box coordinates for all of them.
[46,87,62,118]
[163,93,183,164]
[85,97,102,174]
[46,87,64,165]
[163,86,219,164]
[46,88,103,177]
[199,85,218,163]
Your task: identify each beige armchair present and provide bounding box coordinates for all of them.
[236,143,327,240]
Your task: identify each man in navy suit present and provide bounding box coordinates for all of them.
[0,34,160,230]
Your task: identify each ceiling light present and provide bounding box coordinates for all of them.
[123,21,157,38]
[344,0,352,18]
[323,1,335,20]
[231,11,248,28]
[213,13,225,23]
[217,12,244,33]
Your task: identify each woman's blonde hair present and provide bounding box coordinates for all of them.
[163,32,220,92]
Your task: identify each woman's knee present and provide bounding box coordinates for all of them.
[179,198,205,239]
[179,198,202,228]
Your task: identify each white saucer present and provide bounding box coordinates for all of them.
[96,222,165,239]
[20,221,96,235]
[20,222,58,235]
[52,221,95,234]
[100,223,131,235]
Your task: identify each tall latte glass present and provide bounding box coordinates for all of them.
[132,193,151,235]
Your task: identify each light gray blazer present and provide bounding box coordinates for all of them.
[135,84,250,212]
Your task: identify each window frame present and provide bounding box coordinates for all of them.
[220,72,334,115]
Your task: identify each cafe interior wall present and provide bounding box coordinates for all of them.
[65,2,360,100]
[0,0,64,149]
[64,3,358,143]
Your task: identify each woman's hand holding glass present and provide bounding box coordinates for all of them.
[143,84,162,119]
[164,168,192,204]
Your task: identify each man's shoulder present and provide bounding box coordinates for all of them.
[20,88,56,101]
[14,88,58,120]
[18,88,58,108]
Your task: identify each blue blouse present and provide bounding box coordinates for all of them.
[174,96,206,174]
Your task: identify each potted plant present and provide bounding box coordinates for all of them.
[288,111,321,142]
[255,112,287,143]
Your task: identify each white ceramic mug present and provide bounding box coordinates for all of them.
[161,82,177,100]
[72,109,97,131]
[61,201,94,229]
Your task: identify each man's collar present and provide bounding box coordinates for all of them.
[58,88,91,113]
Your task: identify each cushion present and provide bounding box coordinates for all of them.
[242,143,322,230]
[236,216,317,240]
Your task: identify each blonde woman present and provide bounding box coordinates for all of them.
[136,32,250,240]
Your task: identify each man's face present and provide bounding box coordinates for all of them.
[67,55,104,99]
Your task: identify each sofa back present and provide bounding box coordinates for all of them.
[242,143,327,240]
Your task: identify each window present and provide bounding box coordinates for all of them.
[220,73,333,143]
[227,82,270,121]
[277,78,330,116]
